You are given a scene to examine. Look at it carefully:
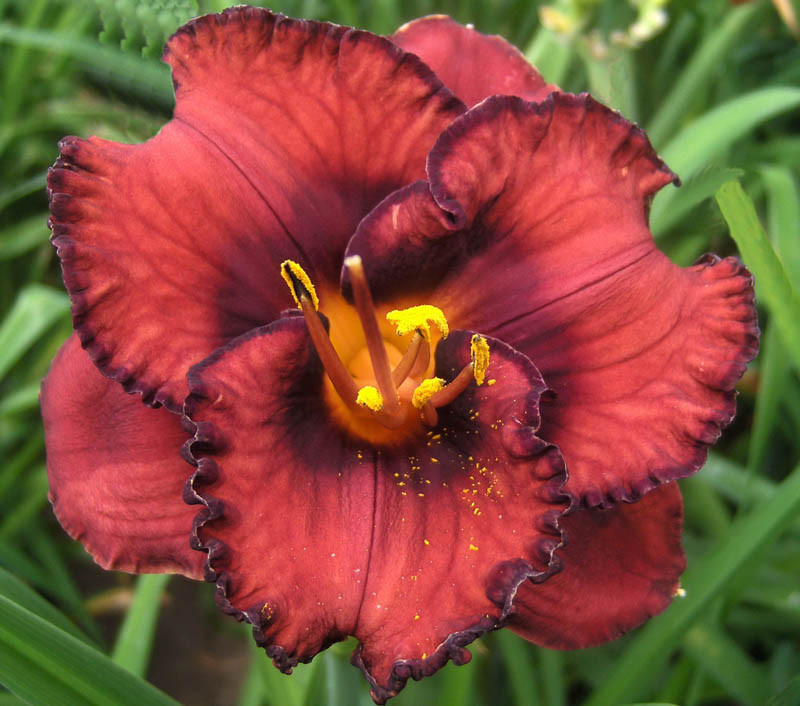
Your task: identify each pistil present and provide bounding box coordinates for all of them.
[344,256,401,414]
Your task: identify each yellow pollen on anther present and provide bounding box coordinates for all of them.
[471,334,490,386]
[386,305,449,340]
[280,260,319,310]
[412,377,445,409]
[356,386,384,411]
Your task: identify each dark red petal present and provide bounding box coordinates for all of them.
[40,335,203,578]
[48,7,465,411]
[183,322,567,702]
[391,15,557,106]
[347,93,758,506]
[353,331,567,703]
[508,482,685,649]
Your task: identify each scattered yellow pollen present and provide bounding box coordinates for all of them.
[412,377,445,409]
[430,458,439,463]
[279,260,319,310]
[423,539,430,546]
[431,434,441,440]
[469,543,479,551]
[471,335,490,385]
[356,386,383,411]
[674,586,687,598]
[417,493,425,498]
[414,614,420,621]
[386,305,449,340]
[422,653,427,659]
[410,575,417,581]
[487,379,496,386]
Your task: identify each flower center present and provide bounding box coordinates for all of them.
[280,258,490,442]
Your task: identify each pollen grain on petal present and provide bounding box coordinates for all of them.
[356,385,384,411]
[471,334,490,386]
[280,260,319,310]
[412,377,446,409]
[386,305,449,340]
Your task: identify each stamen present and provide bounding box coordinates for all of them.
[386,305,449,341]
[356,386,384,411]
[344,255,400,410]
[411,377,446,409]
[471,334,490,386]
[428,334,491,408]
[392,331,423,386]
[280,261,358,408]
[409,336,431,380]
[280,260,319,310]
[422,402,438,427]
[429,365,474,408]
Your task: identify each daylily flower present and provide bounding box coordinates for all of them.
[41,8,759,703]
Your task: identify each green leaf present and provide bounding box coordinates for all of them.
[0,381,40,416]
[682,623,768,705]
[715,180,800,373]
[0,594,180,705]
[0,567,93,646]
[646,1,763,146]
[0,285,69,381]
[0,24,173,110]
[582,461,800,706]
[767,674,800,706]
[495,631,543,706]
[111,574,171,677]
[651,88,800,227]
[0,214,48,260]
[762,165,800,283]
[650,166,743,238]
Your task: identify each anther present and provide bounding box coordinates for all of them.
[429,336,491,409]
[280,260,358,409]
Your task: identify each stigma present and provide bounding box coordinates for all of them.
[280,258,490,432]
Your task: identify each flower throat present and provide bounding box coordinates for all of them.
[280,257,489,440]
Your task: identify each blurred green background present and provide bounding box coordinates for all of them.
[1,0,800,704]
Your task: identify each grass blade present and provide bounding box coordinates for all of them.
[0,285,69,381]
[0,566,93,646]
[0,594,180,705]
[0,24,173,110]
[651,88,800,227]
[682,623,768,705]
[111,574,171,677]
[646,2,763,146]
[715,180,800,372]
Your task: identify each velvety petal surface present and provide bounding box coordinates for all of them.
[346,93,759,506]
[40,335,203,578]
[183,320,567,702]
[48,6,465,411]
[391,15,557,106]
[508,482,685,648]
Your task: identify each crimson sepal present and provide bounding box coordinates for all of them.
[346,92,758,507]
[508,482,685,648]
[183,320,567,703]
[48,6,465,411]
[392,15,557,106]
[40,335,203,578]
